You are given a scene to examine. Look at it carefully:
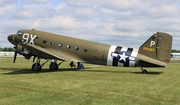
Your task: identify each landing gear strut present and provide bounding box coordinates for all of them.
[50,62,58,70]
[50,60,64,70]
[32,58,42,71]
[139,67,148,74]
[32,63,41,71]
[31,57,64,71]
[31,57,49,71]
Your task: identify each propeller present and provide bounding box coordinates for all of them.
[13,51,17,63]
[10,35,24,63]
[11,35,25,63]
[13,44,25,63]
[13,35,17,63]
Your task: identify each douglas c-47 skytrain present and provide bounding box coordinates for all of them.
[7,29,172,73]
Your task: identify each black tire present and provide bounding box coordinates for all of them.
[142,69,148,74]
[32,63,42,71]
[50,63,58,70]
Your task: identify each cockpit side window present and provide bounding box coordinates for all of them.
[16,31,22,36]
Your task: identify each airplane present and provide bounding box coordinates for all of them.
[7,29,172,73]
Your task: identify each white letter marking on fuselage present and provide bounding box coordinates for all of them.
[22,33,37,45]
[22,33,29,44]
[29,34,37,45]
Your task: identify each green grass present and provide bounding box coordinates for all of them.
[0,57,180,105]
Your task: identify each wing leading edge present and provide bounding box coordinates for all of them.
[21,44,84,62]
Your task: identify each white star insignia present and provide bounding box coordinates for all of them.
[119,52,128,62]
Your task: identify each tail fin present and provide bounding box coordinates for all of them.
[138,32,172,65]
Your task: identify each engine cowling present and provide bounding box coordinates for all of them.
[15,44,32,59]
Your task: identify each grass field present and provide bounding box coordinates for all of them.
[0,57,180,105]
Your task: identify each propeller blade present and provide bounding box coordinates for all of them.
[13,51,17,63]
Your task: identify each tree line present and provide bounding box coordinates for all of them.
[0,47,15,52]
[171,49,180,53]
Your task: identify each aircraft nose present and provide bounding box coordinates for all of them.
[7,34,16,45]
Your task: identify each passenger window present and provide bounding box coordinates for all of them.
[58,43,63,47]
[43,40,47,44]
[84,49,88,52]
[75,47,79,50]
[51,42,55,45]
[67,45,71,49]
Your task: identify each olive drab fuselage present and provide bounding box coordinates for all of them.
[7,29,172,71]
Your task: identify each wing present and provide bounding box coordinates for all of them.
[21,44,84,62]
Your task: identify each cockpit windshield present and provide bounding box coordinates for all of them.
[16,31,22,36]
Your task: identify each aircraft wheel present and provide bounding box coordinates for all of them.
[32,63,42,71]
[50,63,58,70]
[142,69,148,74]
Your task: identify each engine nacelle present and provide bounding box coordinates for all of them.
[15,44,32,59]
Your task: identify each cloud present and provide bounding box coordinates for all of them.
[1,0,180,49]
[66,0,149,10]
[24,0,51,4]
[114,21,144,33]
[0,5,14,17]
[0,0,17,18]
[0,0,17,5]
[40,16,81,30]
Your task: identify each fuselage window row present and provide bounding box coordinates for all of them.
[47,41,87,52]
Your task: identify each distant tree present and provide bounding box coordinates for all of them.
[8,47,14,52]
[3,47,8,51]
[171,49,180,53]
[0,47,3,51]
[2,47,15,52]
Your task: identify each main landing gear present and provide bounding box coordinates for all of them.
[31,57,64,71]
[49,60,64,70]
[32,58,48,71]
[139,67,148,74]
[32,63,42,71]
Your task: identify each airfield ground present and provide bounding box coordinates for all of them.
[0,57,180,105]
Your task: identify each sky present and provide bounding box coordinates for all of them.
[0,0,180,49]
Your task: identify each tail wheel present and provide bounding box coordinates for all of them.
[139,67,148,74]
[142,69,147,74]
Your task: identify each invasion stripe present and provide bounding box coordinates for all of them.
[127,48,133,55]
[124,48,133,67]
[115,46,122,53]
[112,46,122,66]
